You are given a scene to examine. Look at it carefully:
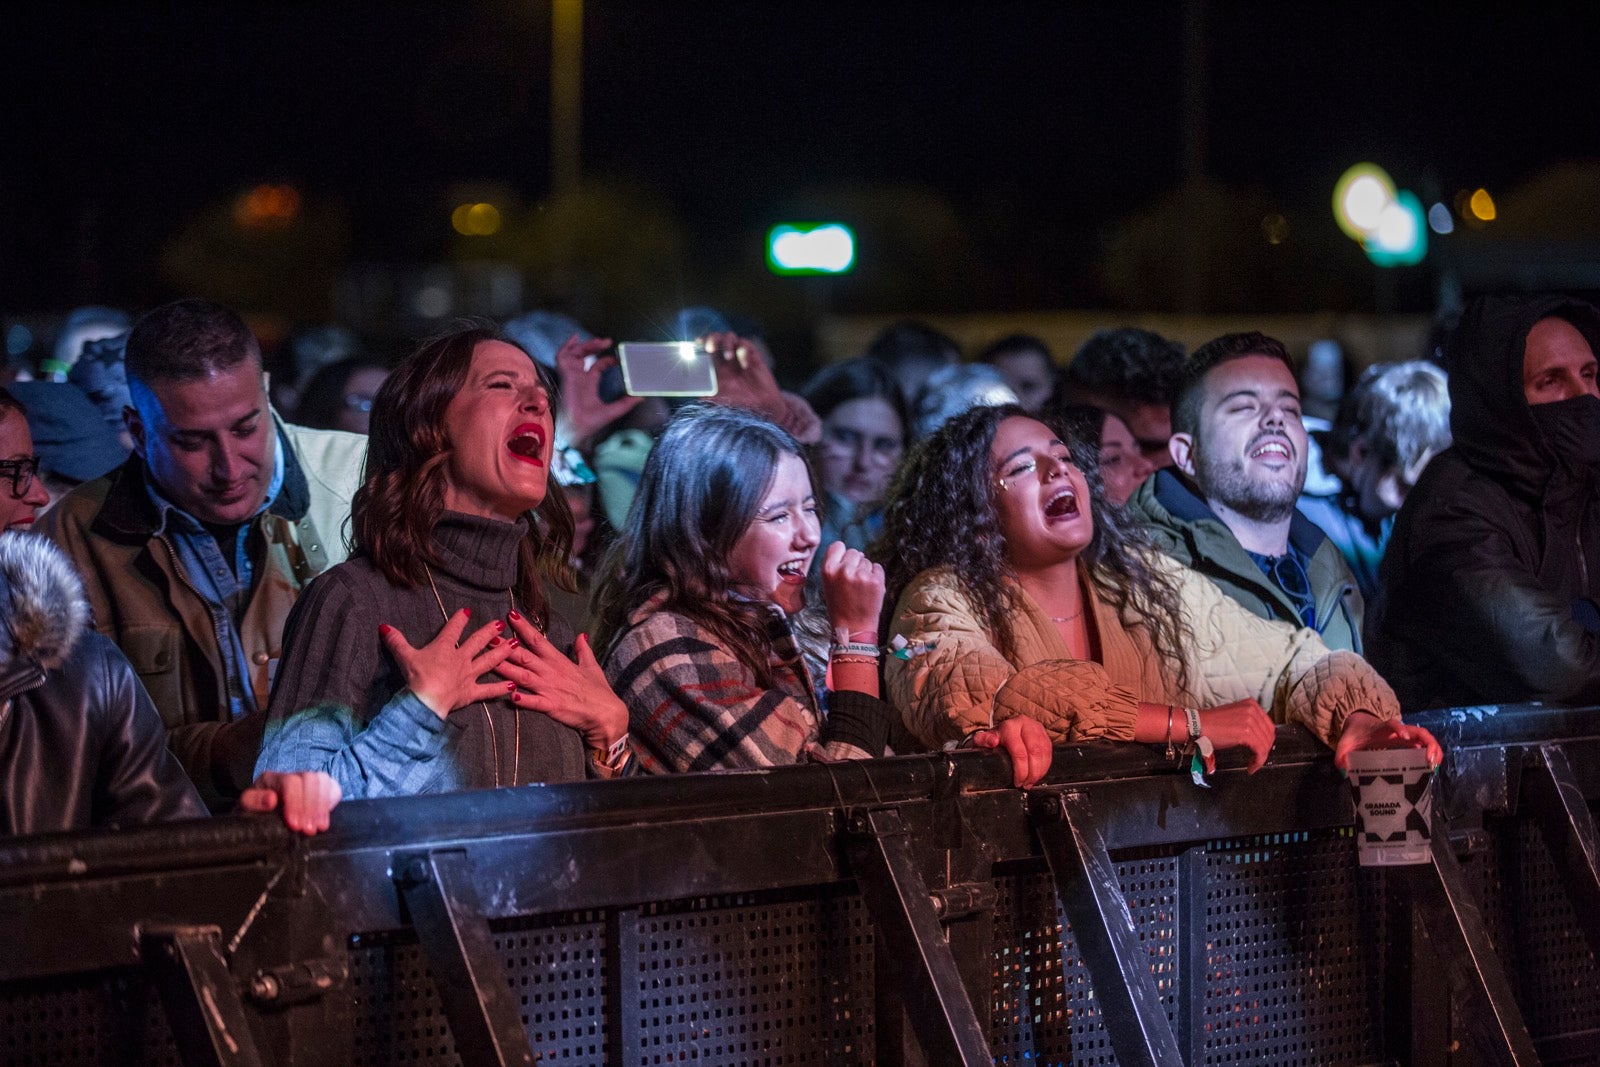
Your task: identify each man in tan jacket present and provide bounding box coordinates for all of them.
[40,299,365,807]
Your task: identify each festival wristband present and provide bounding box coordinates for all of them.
[591,733,631,769]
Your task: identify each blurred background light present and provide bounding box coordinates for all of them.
[1364,189,1427,266]
[1333,163,1397,241]
[1427,202,1454,234]
[767,223,856,275]
[451,202,502,236]
[1468,187,1497,222]
[233,184,301,231]
[5,324,33,358]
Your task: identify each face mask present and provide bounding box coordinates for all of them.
[1529,393,1600,472]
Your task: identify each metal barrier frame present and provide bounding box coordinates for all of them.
[2,704,1598,1066]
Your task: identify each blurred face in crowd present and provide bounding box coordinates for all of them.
[567,482,596,565]
[440,340,554,522]
[1113,400,1175,471]
[990,416,1094,574]
[990,348,1054,414]
[1097,412,1155,507]
[1523,317,1599,406]
[336,366,390,434]
[128,359,276,526]
[818,397,904,506]
[0,411,49,532]
[728,452,820,615]
[1173,355,1307,525]
[1343,438,1438,528]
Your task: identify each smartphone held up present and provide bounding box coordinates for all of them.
[596,341,719,402]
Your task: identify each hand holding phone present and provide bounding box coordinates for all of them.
[553,334,641,448]
[606,341,719,399]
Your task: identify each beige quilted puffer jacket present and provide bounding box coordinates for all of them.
[885,555,1398,750]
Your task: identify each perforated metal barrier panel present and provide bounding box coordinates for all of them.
[5,822,1594,1066]
[1466,812,1600,1064]
[4,721,1600,1067]
[0,971,181,1067]
[348,910,608,1066]
[0,832,1519,1067]
[622,888,873,1066]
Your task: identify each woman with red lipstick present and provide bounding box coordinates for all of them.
[879,404,1440,776]
[591,404,1053,785]
[258,325,634,797]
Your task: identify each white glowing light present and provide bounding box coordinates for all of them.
[1372,201,1418,254]
[1332,163,1398,241]
[1344,177,1393,233]
[767,224,856,274]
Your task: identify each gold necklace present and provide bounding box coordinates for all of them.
[423,561,521,789]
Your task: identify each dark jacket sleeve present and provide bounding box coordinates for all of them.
[87,633,208,828]
[820,690,902,756]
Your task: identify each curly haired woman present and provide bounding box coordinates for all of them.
[878,404,1439,774]
[593,404,1050,784]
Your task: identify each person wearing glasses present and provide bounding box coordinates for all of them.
[292,357,391,435]
[879,405,1439,776]
[799,358,908,570]
[1126,332,1365,653]
[0,389,51,531]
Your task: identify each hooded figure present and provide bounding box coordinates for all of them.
[0,532,204,835]
[1372,293,1600,709]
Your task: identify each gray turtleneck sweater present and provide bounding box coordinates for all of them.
[256,512,588,797]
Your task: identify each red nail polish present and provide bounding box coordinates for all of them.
[509,609,523,621]
[507,681,516,691]
[378,624,392,635]
[494,620,505,632]
[509,639,520,649]
[489,637,502,648]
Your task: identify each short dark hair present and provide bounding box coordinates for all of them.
[124,298,260,388]
[866,320,961,368]
[979,333,1053,366]
[1064,327,1186,408]
[1172,331,1296,438]
[294,357,388,431]
[800,357,909,434]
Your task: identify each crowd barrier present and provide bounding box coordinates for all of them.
[2,704,1598,1066]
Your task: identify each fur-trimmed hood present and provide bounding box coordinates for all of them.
[0,532,90,700]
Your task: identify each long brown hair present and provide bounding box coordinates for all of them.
[591,405,807,687]
[350,323,575,627]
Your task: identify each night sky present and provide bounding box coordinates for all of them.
[5,2,1599,319]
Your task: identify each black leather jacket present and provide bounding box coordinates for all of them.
[0,534,205,836]
[1373,294,1600,709]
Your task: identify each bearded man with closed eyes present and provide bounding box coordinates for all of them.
[1127,331,1365,654]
